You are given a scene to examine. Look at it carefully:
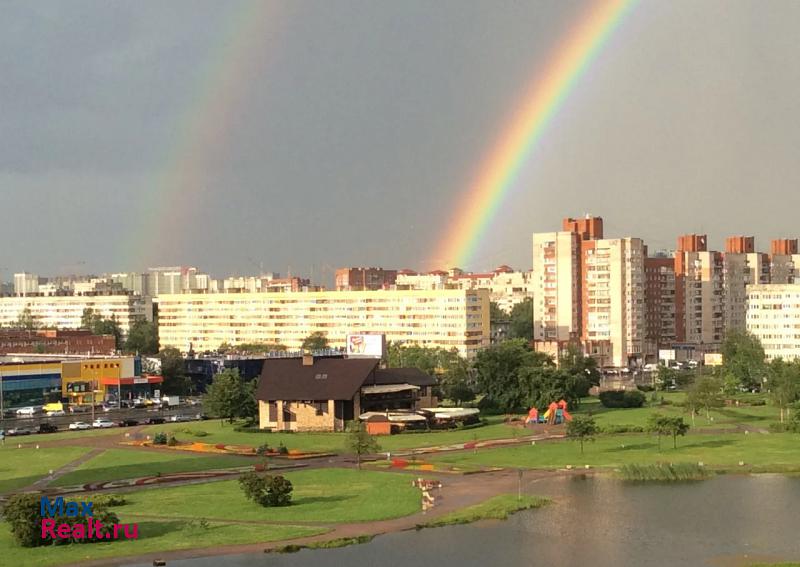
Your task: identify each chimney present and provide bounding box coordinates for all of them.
[302,353,314,366]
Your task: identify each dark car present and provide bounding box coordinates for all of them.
[37,423,59,434]
[145,417,165,425]
[117,418,140,427]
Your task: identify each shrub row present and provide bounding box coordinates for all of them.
[599,390,646,408]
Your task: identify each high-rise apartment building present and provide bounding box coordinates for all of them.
[532,230,581,343]
[674,234,725,350]
[14,272,40,296]
[532,217,645,367]
[157,288,489,357]
[723,236,770,335]
[770,239,800,284]
[644,255,676,355]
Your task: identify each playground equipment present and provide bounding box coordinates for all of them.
[529,399,573,425]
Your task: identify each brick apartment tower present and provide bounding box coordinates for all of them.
[674,234,725,349]
[723,236,769,335]
[334,267,398,291]
[770,239,800,284]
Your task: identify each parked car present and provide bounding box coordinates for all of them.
[46,410,66,417]
[169,414,193,422]
[132,398,146,409]
[37,423,59,434]
[145,417,166,425]
[117,418,139,427]
[69,405,90,414]
[69,421,91,430]
[92,419,115,429]
[7,427,33,436]
[15,407,36,416]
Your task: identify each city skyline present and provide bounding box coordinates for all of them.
[4,1,800,277]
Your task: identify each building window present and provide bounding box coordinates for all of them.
[314,402,327,416]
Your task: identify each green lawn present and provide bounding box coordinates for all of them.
[430,432,800,471]
[50,449,257,487]
[0,446,90,494]
[0,519,325,567]
[142,416,520,453]
[575,395,780,432]
[120,468,420,523]
[421,494,549,527]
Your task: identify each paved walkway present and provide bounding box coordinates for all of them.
[26,447,106,491]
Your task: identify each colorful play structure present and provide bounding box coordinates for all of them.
[525,400,572,425]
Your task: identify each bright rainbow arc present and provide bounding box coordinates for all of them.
[430,0,638,270]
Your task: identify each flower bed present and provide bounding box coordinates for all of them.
[124,439,331,459]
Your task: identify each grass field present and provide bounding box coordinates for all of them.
[420,494,549,528]
[430,432,800,471]
[141,416,520,453]
[119,468,420,523]
[0,445,90,493]
[0,519,325,567]
[50,449,257,487]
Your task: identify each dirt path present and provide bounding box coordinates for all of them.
[25,448,107,491]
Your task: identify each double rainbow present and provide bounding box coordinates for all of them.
[430,0,638,270]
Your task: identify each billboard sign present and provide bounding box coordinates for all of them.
[347,334,385,358]
[658,349,676,362]
[704,353,723,366]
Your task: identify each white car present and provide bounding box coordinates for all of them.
[15,407,36,416]
[46,410,66,417]
[92,419,114,429]
[69,421,91,430]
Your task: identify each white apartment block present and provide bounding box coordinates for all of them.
[13,272,40,296]
[746,284,800,360]
[532,231,580,342]
[156,289,490,357]
[676,250,725,347]
[583,238,645,367]
[0,294,152,335]
[723,252,770,334]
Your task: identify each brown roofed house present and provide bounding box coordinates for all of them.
[255,355,437,432]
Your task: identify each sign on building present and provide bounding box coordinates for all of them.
[704,353,723,366]
[346,334,385,358]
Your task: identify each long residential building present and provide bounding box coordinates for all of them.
[746,283,800,360]
[0,294,152,336]
[156,289,490,357]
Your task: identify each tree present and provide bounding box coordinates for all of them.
[508,298,533,341]
[204,368,255,423]
[14,307,39,331]
[721,331,766,391]
[766,358,800,423]
[664,416,690,449]
[656,364,677,392]
[559,344,601,402]
[566,415,598,454]
[647,414,690,450]
[686,375,724,421]
[81,308,122,349]
[489,301,507,323]
[125,320,159,355]
[159,347,191,395]
[301,331,329,351]
[345,420,380,470]
[473,339,554,412]
[437,354,475,405]
[234,342,287,354]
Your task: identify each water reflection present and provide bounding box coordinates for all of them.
[124,475,800,567]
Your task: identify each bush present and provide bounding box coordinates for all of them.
[238,472,293,507]
[93,494,127,508]
[637,385,654,392]
[167,435,179,446]
[256,443,273,456]
[153,432,168,445]
[601,424,645,434]
[2,494,120,548]
[599,390,646,408]
[277,442,289,455]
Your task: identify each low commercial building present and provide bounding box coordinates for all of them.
[0,329,115,356]
[255,356,436,432]
[0,360,62,408]
[157,288,489,357]
[746,283,800,360]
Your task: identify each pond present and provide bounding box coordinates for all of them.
[125,475,800,566]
